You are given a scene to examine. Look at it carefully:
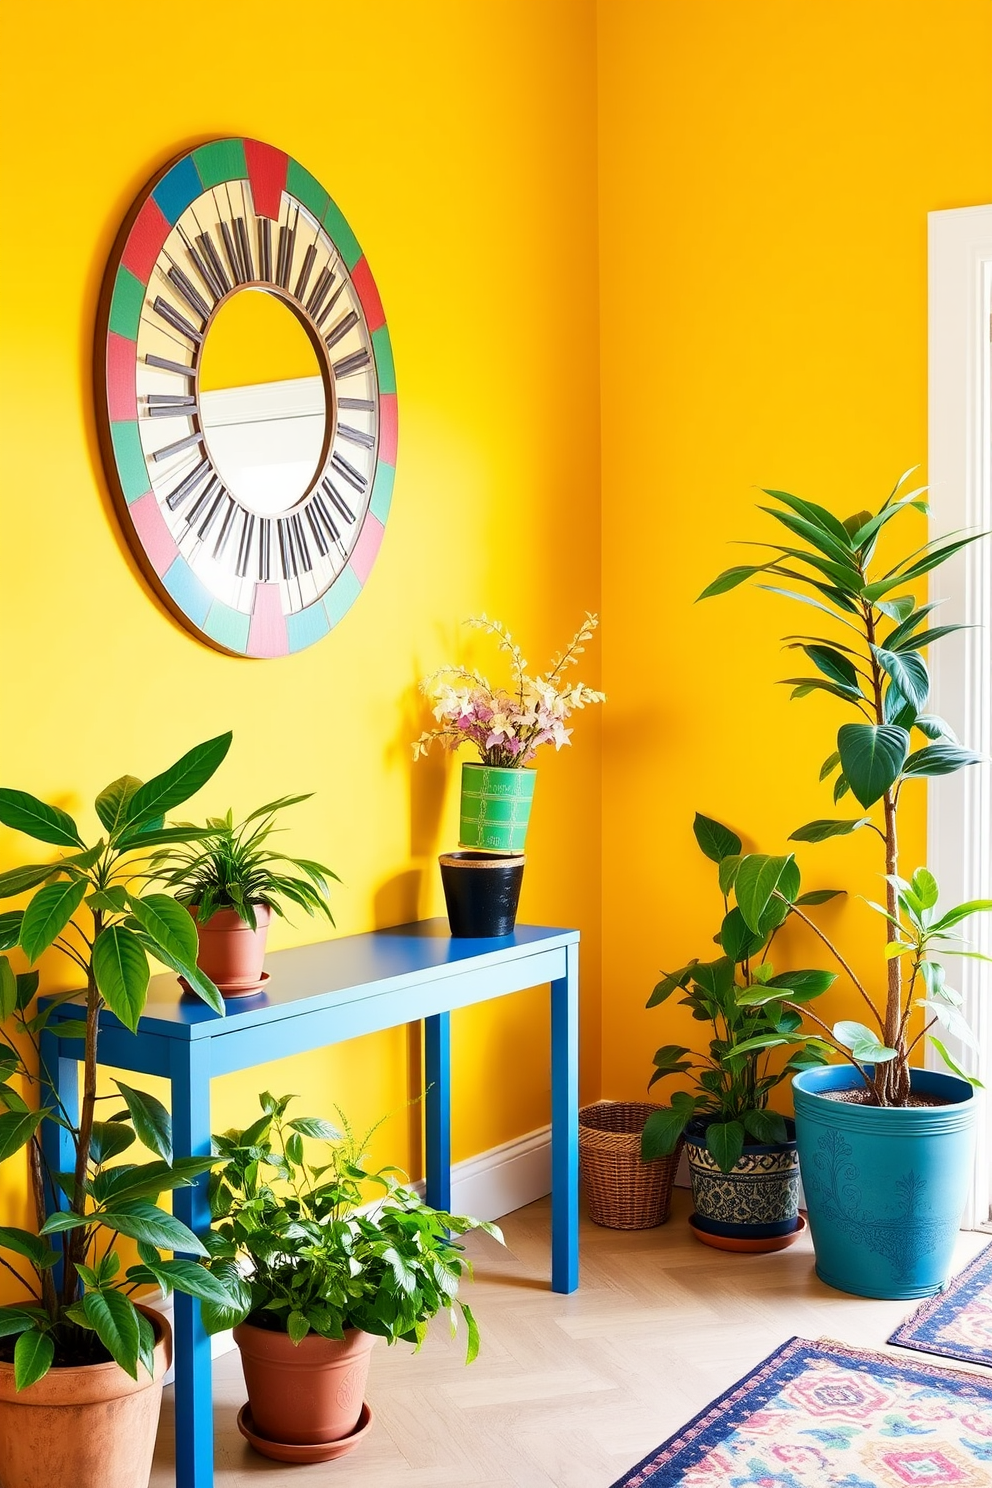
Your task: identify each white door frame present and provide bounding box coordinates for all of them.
[927,204,992,1229]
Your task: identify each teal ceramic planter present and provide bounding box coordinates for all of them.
[458,764,536,853]
[793,1065,976,1300]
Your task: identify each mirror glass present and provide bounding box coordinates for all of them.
[199,289,327,517]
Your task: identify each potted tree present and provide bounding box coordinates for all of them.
[201,1093,504,1464]
[149,796,338,996]
[701,474,992,1297]
[414,613,604,935]
[0,734,239,1488]
[641,812,838,1251]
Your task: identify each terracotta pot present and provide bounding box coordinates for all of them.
[191,903,271,995]
[233,1322,375,1448]
[0,1304,171,1488]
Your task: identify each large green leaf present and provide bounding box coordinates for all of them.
[0,1227,59,1270]
[719,908,763,963]
[863,534,986,599]
[762,490,855,550]
[95,1156,217,1204]
[789,817,870,843]
[692,813,742,863]
[19,878,89,964]
[97,1199,207,1256]
[929,1036,981,1087]
[734,855,795,932]
[93,926,149,1032]
[117,826,219,852]
[113,1081,171,1162]
[802,644,861,691]
[199,1261,253,1335]
[706,1119,746,1173]
[837,724,909,808]
[641,1097,696,1160]
[14,1329,54,1391]
[0,791,82,848]
[119,733,233,835]
[874,647,929,711]
[127,894,198,967]
[698,564,770,600]
[82,1289,141,1379]
[0,1308,37,1339]
[765,968,837,1001]
[794,888,844,905]
[931,898,992,933]
[892,624,968,653]
[286,1117,345,1141]
[143,1257,238,1306]
[646,962,698,1008]
[0,864,60,901]
[0,912,23,952]
[95,776,144,836]
[832,1021,897,1063]
[88,1121,137,1165]
[742,1109,788,1144]
[902,745,983,779]
[0,958,15,1021]
[131,930,224,1016]
[0,1109,45,1164]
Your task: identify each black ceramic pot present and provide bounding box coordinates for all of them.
[438,852,525,937]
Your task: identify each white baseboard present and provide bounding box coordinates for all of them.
[145,1124,554,1380]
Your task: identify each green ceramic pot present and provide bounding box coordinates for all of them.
[458,763,536,853]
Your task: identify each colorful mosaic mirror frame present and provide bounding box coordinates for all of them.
[95,138,396,657]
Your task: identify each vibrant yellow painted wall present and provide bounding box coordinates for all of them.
[598,0,992,1101]
[0,0,603,1279]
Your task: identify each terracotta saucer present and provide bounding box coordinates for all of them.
[237,1400,373,1463]
[688,1212,807,1254]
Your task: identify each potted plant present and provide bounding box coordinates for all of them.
[414,613,604,934]
[701,473,992,1296]
[149,796,338,996]
[200,1093,504,1464]
[0,734,239,1488]
[641,812,838,1251]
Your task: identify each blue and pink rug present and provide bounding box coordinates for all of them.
[889,1242,992,1370]
[610,1335,992,1487]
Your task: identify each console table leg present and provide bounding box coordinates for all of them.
[170,1041,214,1488]
[424,1012,451,1212]
[38,1030,79,1287]
[551,942,579,1293]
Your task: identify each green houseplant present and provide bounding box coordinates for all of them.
[642,812,838,1249]
[0,734,239,1488]
[700,473,992,1295]
[150,796,338,997]
[201,1094,504,1463]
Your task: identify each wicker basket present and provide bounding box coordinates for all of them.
[579,1101,683,1230]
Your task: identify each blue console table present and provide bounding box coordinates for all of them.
[39,919,580,1488]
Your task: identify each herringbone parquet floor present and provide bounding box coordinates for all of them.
[149,1189,990,1488]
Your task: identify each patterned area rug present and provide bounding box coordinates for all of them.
[889,1242,992,1369]
[610,1336,992,1487]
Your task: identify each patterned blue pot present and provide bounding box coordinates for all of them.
[793,1065,976,1300]
[684,1119,800,1241]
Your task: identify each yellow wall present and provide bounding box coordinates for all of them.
[3,0,991,1298]
[0,0,603,1276]
[598,0,992,1100]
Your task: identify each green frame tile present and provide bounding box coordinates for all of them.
[193,139,247,190]
[109,268,145,341]
[323,567,362,629]
[370,460,395,525]
[287,159,329,223]
[110,421,150,503]
[372,327,395,394]
[323,198,363,271]
[203,598,251,654]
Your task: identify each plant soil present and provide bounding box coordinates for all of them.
[821,1089,952,1108]
[0,1327,113,1370]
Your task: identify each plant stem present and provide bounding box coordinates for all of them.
[64,909,102,1305]
[781,1001,875,1094]
[28,1135,58,1318]
[784,900,885,1031]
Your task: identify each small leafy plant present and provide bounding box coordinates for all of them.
[0,735,239,1388]
[414,613,605,768]
[150,796,338,929]
[701,473,992,1104]
[202,1094,503,1363]
[641,814,838,1172]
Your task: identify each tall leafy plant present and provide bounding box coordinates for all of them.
[701,473,991,1105]
[0,734,237,1387]
[642,813,838,1171]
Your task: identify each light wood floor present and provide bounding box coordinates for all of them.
[150,1189,990,1488]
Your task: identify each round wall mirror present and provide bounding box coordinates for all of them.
[198,289,329,517]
